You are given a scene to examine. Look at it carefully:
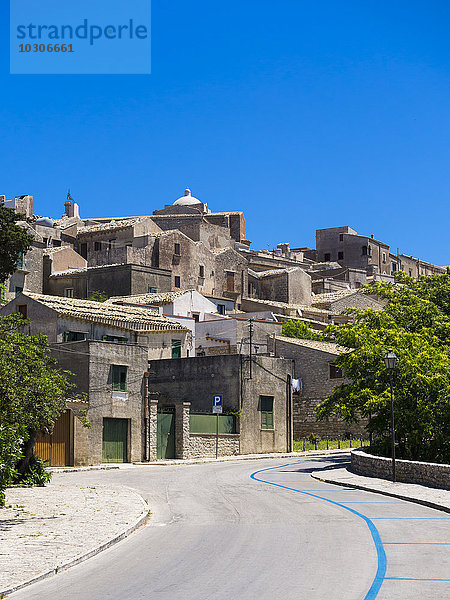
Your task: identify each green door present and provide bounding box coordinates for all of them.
[157,409,175,459]
[102,418,128,463]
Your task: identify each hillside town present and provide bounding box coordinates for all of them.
[1,190,445,466]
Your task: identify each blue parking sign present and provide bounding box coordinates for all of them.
[212,394,223,414]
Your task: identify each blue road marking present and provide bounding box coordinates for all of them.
[250,461,386,600]
[385,577,450,581]
[384,542,450,545]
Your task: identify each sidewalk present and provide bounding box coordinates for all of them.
[311,467,450,512]
[0,482,148,596]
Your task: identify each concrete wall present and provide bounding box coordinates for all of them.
[351,449,450,489]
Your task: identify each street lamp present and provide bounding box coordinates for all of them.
[383,349,398,482]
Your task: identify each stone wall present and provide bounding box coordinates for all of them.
[273,337,367,439]
[351,449,450,489]
[188,433,240,459]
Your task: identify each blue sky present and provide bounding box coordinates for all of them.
[1,1,450,264]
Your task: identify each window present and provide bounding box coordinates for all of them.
[339,234,344,242]
[112,365,128,392]
[16,252,24,270]
[174,243,181,256]
[148,286,157,294]
[199,265,205,278]
[94,241,102,251]
[174,276,181,288]
[17,305,27,318]
[260,396,274,430]
[171,339,182,358]
[361,246,368,256]
[53,240,61,247]
[324,253,331,262]
[217,304,225,315]
[64,288,74,298]
[338,251,344,260]
[102,335,128,344]
[329,364,343,379]
[15,286,23,296]
[108,239,115,251]
[226,271,235,292]
[382,252,386,264]
[80,243,87,259]
[192,313,200,323]
[63,331,86,342]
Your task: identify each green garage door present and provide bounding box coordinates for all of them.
[157,409,175,459]
[102,418,128,463]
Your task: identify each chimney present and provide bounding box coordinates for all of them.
[371,234,374,239]
[64,201,79,218]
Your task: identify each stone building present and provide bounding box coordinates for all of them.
[152,188,248,247]
[45,263,172,299]
[48,340,149,465]
[271,336,366,439]
[398,254,446,278]
[314,225,445,285]
[0,293,191,360]
[148,354,294,458]
[247,266,312,305]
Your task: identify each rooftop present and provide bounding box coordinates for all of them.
[311,289,360,306]
[24,293,187,333]
[274,335,350,355]
[77,216,150,235]
[107,290,196,306]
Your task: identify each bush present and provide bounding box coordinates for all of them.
[14,455,51,486]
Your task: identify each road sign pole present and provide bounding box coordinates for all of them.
[216,413,219,459]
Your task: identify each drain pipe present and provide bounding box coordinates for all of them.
[144,372,149,461]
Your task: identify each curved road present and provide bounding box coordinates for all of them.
[11,455,450,600]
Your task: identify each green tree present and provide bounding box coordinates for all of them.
[0,204,34,283]
[282,319,323,341]
[0,315,74,505]
[88,290,108,302]
[317,276,450,463]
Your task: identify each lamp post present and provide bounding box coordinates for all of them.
[383,349,398,482]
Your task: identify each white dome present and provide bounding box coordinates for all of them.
[173,188,202,206]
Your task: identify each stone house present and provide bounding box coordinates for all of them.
[247,267,312,305]
[148,354,294,458]
[45,263,172,299]
[47,340,149,465]
[398,254,446,278]
[0,293,191,360]
[271,336,366,439]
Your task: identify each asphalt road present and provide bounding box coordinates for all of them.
[10,455,450,600]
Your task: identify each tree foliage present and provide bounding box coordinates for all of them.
[0,315,74,505]
[317,274,450,463]
[282,319,323,341]
[0,204,34,283]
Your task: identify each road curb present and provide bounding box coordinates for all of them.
[311,471,450,514]
[133,448,352,467]
[0,493,150,598]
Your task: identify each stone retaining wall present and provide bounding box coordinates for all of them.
[188,433,240,459]
[351,449,450,490]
